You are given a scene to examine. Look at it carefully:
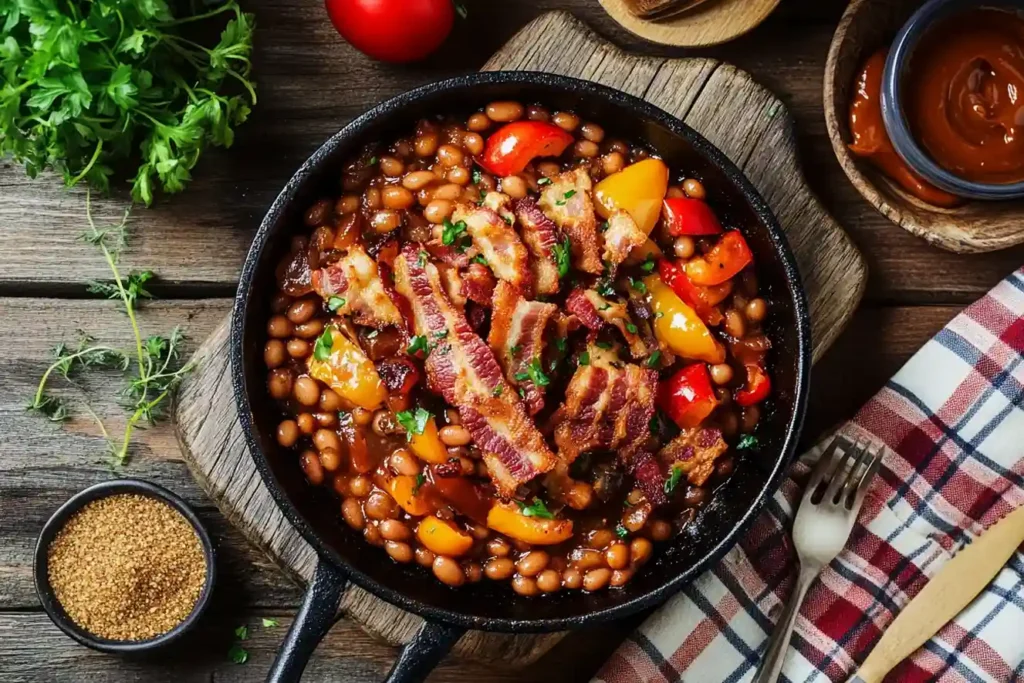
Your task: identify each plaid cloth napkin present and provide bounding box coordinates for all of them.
[595,267,1024,683]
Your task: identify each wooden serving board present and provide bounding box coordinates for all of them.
[173,11,865,668]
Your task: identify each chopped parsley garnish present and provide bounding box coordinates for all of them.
[664,466,684,494]
[472,254,489,266]
[615,524,629,539]
[312,328,333,361]
[628,277,647,294]
[228,644,248,665]
[538,177,552,186]
[365,330,379,339]
[472,168,483,185]
[578,351,590,366]
[641,257,657,273]
[441,218,468,247]
[600,220,610,233]
[503,214,513,225]
[418,250,429,267]
[412,472,427,495]
[514,358,551,388]
[625,322,638,334]
[596,341,613,350]
[646,350,662,368]
[655,311,665,319]
[737,434,759,450]
[261,618,280,628]
[234,625,248,640]
[396,407,432,439]
[518,387,527,399]
[595,279,616,297]
[433,330,448,339]
[598,303,611,311]
[492,385,503,397]
[516,498,554,519]
[369,156,378,165]
[553,236,572,278]
[327,296,346,312]
[407,335,429,355]
[555,337,568,354]
[509,344,522,355]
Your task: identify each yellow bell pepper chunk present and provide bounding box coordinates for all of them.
[486,502,574,546]
[417,516,474,557]
[408,417,448,464]
[388,475,432,517]
[643,275,726,364]
[593,158,669,235]
[307,325,386,411]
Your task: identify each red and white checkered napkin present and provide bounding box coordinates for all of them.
[595,267,1024,683]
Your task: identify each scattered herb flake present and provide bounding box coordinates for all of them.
[646,350,662,368]
[228,644,249,665]
[313,328,334,361]
[537,177,552,186]
[472,168,483,185]
[552,237,572,278]
[596,341,613,350]
[407,335,429,356]
[413,472,427,495]
[418,251,429,268]
[564,189,577,200]
[664,466,684,495]
[492,385,503,397]
[472,254,488,266]
[555,338,568,354]
[441,218,468,247]
[625,322,638,334]
[509,344,522,355]
[641,257,656,273]
[615,524,629,538]
[369,156,378,165]
[261,618,280,628]
[578,351,590,366]
[628,277,647,294]
[737,434,759,450]
[596,279,616,297]
[600,221,610,233]
[516,498,555,519]
[234,625,248,640]
[396,407,432,438]
[327,296,346,312]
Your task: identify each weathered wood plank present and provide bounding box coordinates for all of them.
[0,0,1017,303]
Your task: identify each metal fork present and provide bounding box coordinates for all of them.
[753,435,884,683]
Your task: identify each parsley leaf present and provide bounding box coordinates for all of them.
[492,385,503,397]
[514,358,551,388]
[412,473,426,495]
[596,279,616,297]
[407,335,429,355]
[516,498,555,519]
[441,218,468,247]
[596,341,613,350]
[625,322,638,334]
[418,250,429,268]
[646,350,662,368]
[615,524,629,538]
[553,236,572,278]
[472,254,488,266]
[641,257,657,273]
[327,296,346,312]
[261,618,280,628]
[472,168,483,185]
[578,351,590,366]
[537,177,552,186]
[228,644,248,665]
[555,337,568,354]
[664,466,684,495]
[628,277,647,294]
[396,407,432,438]
[234,625,248,640]
[313,328,333,361]
[737,434,759,450]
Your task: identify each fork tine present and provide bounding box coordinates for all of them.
[823,440,857,503]
[803,435,849,503]
[853,444,884,505]
[840,440,873,505]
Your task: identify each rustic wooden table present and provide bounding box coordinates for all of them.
[2,1,1022,681]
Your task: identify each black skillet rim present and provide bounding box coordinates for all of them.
[33,478,217,653]
[231,70,811,633]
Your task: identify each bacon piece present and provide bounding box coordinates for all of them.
[487,281,558,416]
[514,197,562,296]
[311,246,403,329]
[603,210,647,268]
[393,244,556,495]
[630,451,667,506]
[423,241,472,269]
[453,204,530,293]
[482,191,516,226]
[461,262,497,305]
[552,344,657,465]
[539,169,603,274]
[659,427,728,487]
[436,263,468,310]
[565,287,651,358]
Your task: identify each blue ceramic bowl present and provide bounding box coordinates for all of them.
[881,0,1024,200]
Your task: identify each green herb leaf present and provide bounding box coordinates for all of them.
[564,189,577,200]
[516,498,555,519]
[514,358,550,388]
[595,280,616,297]
[441,218,468,247]
[228,644,248,665]
[600,221,610,233]
[646,350,662,368]
[578,351,590,366]
[234,625,248,640]
[472,168,483,184]
[625,322,638,334]
[615,524,629,538]
[737,434,759,450]
[472,254,488,266]
[641,257,657,273]
[553,237,572,278]
[327,296,346,312]
[628,277,647,294]
[418,251,429,268]
[413,472,426,495]
[537,177,552,186]
[261,618,280,628]
[492,385,503,397]
[396,407,431,438]
[664,466,684,495]
[509,344,522,355]
[555,338,568,354]
[313,328,333,361]
[596,341,613,350]
[407,335,429,355]
[369,156,378,165]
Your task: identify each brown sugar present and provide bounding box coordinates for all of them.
[47,493,208,641]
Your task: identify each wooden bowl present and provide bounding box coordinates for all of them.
[598,0,782,48]
[824,0,1024,253]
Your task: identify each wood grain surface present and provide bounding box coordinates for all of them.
[171,9,864,670]
[1,0,1020,681]
[599,0,782,48]
[824,0,1024,254]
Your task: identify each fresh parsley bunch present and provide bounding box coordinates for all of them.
[0,0,256,205]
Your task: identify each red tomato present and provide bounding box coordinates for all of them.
[324,0,454,63]
[480,121,574,177]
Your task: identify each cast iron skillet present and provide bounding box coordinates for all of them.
[232,71,811,683]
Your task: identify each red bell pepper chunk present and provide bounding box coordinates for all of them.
[429,476,493,526]
[662,197,723,236]
[735,363,771,407]
[658,363,718,429]
[684,231,754,286]
[657,259,730,326]
[479,121,574,177]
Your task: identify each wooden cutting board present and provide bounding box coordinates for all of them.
[173,11,866,667]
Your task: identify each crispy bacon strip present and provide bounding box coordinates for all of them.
[565,287,651,358]
[514,197,562,296]
[552,344,657,464]
[487,281,558,416]
[482,191,516,226]
[453,204,530,293]
[539,169,603,275]
[659,427,728,487]
[603,210,647,268]
[393,244,556,495]
[311,246,403,329]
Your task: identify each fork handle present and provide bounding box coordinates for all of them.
[754,564,820,683]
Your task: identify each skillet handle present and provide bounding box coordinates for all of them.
[383,620,466,683]
[266,560,348,683]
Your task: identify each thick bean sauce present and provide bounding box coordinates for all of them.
[264,102,771,593]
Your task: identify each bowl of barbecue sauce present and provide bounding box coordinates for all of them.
[869,0,1024,201]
